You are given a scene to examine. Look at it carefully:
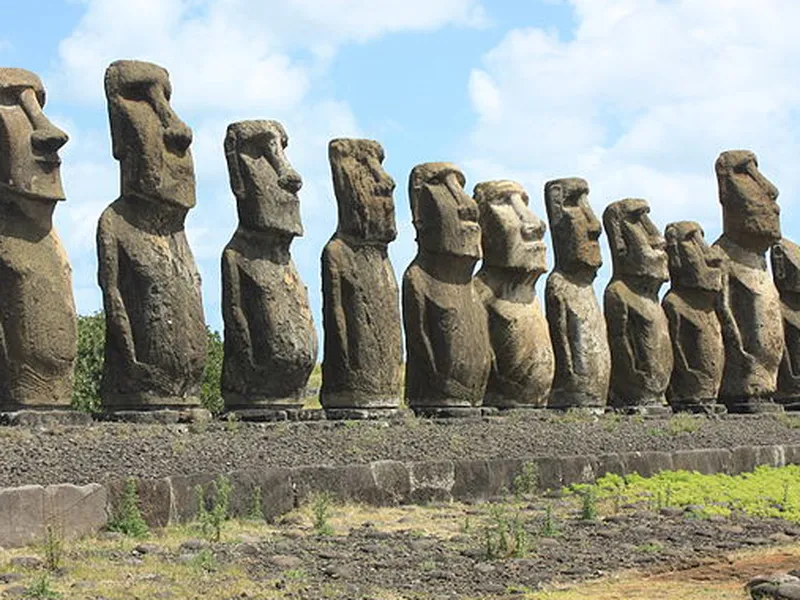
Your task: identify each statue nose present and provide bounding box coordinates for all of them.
[279,170,302,193]
[164,122,192,153]
[31,124,68,155]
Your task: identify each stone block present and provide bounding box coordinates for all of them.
[105,477,172,528]
[0,486,44,548]
[407,461,455,504]
[44,483,107,540]
[228,468,294,522]
[671,449,731,474]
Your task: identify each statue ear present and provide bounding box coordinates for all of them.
[546,184,564,226]
[607,218,626,257]
[224,129,245,199]
[772,245,786,281]
[108,102,128,161]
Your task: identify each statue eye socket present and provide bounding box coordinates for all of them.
[120,83,151,103]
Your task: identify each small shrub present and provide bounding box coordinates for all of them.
[42,525,63,572]
[201,328,224,416]
[574,484,597,521]
[309,492,335,535]
[191,548,217,573]
[513,462,539,500]
[107,478,148,538]
[539,505,558,537]
[247,486,264,521]
[196,475,232,542]
[24,574,59,599]
[71,312,105,413]
[482,504,527,559]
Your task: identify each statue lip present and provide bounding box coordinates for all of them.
[35,154,61,167]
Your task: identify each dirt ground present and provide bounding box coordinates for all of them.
[2,490,799,599]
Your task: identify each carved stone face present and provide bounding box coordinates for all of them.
[665,221,723,293]
[105,60,195,210]
[225,120,303,237]
[329,138,396,244]
[544,177,602,276]
[716,150,780,253]
[475,180,546,273]
[409,162,481,259]
[604,198,668,282]
[0,69,68,217]
[772,238,800,295]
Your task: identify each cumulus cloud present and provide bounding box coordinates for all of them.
[464,0,800,253]
[51,0,485,324]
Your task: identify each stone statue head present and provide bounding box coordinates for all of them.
[409,162,481,259]
[665,221,723,293]
[772,238,800,295]
[0,68,68,225]
[105,60,195,210]
[225,120,303,238]
[329,138,396,244]
[544,177,602,277]
[716,150,780,253]
[474,180,546,274]
[603,198,668,282]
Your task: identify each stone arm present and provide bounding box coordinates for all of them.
[96,224,137,367]
[321,244,349,366]
[402,275,440,386]
[221,250,253,367]
[606,291,643,379]
[664,302,705,390]
[545,285,574,376]
[715,269,756,368]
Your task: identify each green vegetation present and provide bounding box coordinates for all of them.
[482,503,528,559]
[71,312,225,415]
[196,475,232,542]
[572,465,800,522]
[72,312,105,413]
[107,478,149,538]
[24,574,59,599]
[42,526,63,572]
[309,492,335,535]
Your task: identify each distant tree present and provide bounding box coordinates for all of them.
[72,312,105,413]
[201,327,224,415]
[71,312,225,415]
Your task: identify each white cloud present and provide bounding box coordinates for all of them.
[464,0,800,253]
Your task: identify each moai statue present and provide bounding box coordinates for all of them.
[97,61,206,412]
[771,238,800,410]
[603,199,673,413]
[662,221,725,413]
[714,150,783,413]
[320,138,402,417]
[221,120,317,412]
[402,163,492,416]
[544,178,610,410]
[0,69,77,410]
[474,180,553,408]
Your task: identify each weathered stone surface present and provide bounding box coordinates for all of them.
[407,460,455,503]
[0,68,76,409]
[474,180,553,408]
[402,163,491,411]
[228,468,294,522]
[714,150,784,413]
[772,237,800,408]
[662,221,725,411]
[106,476,172,528]
[0,485,44,547]
[44,483,107,540]
[293,463,405,506]
[320,139,402,410]
[221,120,316,409]
[98,60,206,410]
[544,178,610,409]
[603,199,673,410]
[169,472,215,523]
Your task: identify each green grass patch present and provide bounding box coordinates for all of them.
[582,465,800,521]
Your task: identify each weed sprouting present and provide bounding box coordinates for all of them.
[42,525,63,572]
[309,491,335,535]
[247,486,264,521]
[24,574,59,599]
[539,505,558,537]
[513,462,539,501]
[107,478,149,538]
[195,475,232,542]
[482,504,528,560]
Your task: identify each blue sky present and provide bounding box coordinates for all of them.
[4,0,799,339]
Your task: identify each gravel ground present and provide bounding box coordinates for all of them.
[1,412,799,487]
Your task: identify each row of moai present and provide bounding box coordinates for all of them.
[1,60,798,420]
